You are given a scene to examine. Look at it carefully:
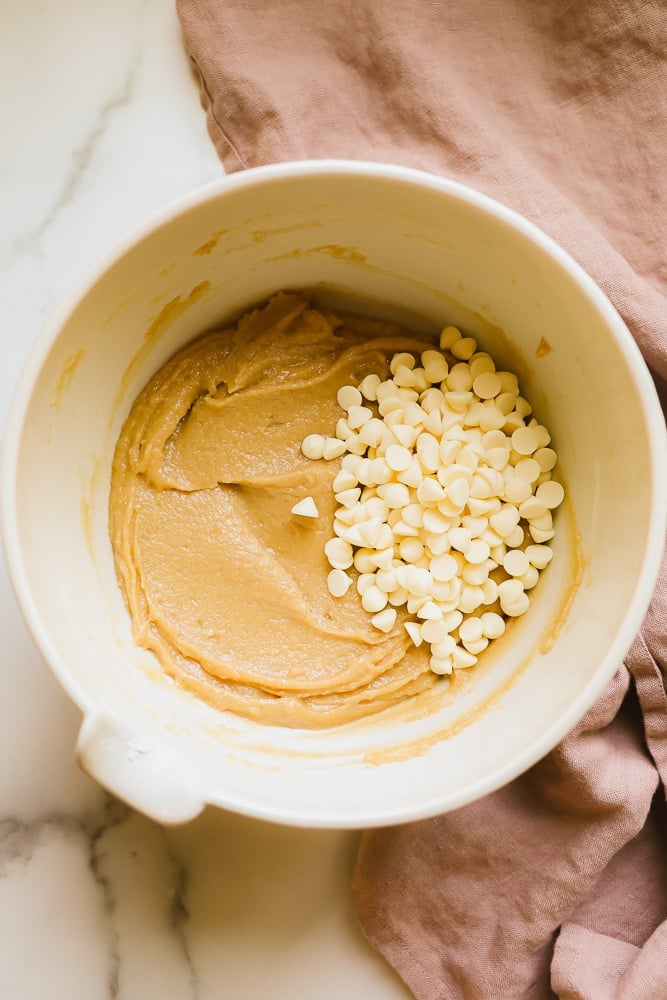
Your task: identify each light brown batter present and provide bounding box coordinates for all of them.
[110,292,443,728]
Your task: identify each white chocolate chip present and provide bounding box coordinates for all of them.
[530,525,556,543]
[498,578,525,606]
[386,444,412,471]
[345,434,367,455]
[421,350,449,382]
[452,646,478,669]
[376,380,397,402]
[503,549,530,577]
[404,566,433,597]
[519,497,548,520]
[417,600,444,620]
[398,459,424,489]
[336,487,362,508]
[525,544,553,569]
[322,437,347,460]
[429,641,456,666]
[459,616,484,643]
[466,539,491,565]
[378,482,411,508]
[399,537,425,563]
[393,519,420,538]
[481,578,498,605]
[325,538,354,570]
[393,363,417,387]
[388,586,410,607]
[536,480,565,509]
[358,417,386,448]
[503,412,525,435]
[504,475,532,505]
[445,390,473,413]
[497,371,519,395]
[291,496,319,518]
[514,458,541,484]
[354,548,377,574]
[358,373,382,401]
[451,337,477,360]
[489,504,520,537]
[530,511,553,532]
[496,392,517,415]
[447,477,470,509]
[473,371,502,399]
[520,566,540,590]
[533,425,551,448]
[335,417,354,441]
[375,568,398,593]
[301,434,326,460]
[407,594,427,615]
[462,515,488,537]
[347,404,373,429]
[458,584,484,613]
[392,424,419,449]
[370,547,394,571]
[425,531,451,555]
[470,354,495,376]
[390,352,416,373]
[515,396,532,419]
[449,527,472,553]
[447,364,474,392]
[404,621,423,646]
[378,395,403,417]
[443,610,463,631]
[416,432,440,473]
[470,498,501,519]
[430,655,453,675]
[371,608,397,632]
[505,524,525,549]
[417,477,445,505]
[430,553,458,582]
[462,636,489,655]
[511,426,540,455]
[369,458,392,485]
[479,406,507,432]
[357,574,377,596]
[327,569,352,597]
[421,620,452,644]
[481,611,505,639]
[362,585,388,613]
[337,385,363,410]
[440,326,462,350]
[534,447,557,472]
[503,592,531,617]
[333,469,358,493]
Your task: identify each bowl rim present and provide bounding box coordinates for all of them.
[2,158,666,827]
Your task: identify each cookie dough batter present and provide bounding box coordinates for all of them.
[110,292,441,728]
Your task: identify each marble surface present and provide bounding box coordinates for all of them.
[0,3,410,997]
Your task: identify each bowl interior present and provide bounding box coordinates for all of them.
[5,163,663,826]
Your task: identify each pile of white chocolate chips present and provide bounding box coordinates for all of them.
[296,325,564,677]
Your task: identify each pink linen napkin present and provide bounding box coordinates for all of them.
[176,2,667,996]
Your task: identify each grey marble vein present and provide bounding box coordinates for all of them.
[14,51,141,257]
[87,798,133,999]
[0,796,206,999]
[0,797,130,997]
[164,835,200,1000]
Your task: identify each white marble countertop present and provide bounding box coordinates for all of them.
[0,4,410,997]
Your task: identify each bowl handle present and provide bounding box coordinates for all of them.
[76,713,206,825]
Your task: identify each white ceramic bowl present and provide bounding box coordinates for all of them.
[3,161,665,827]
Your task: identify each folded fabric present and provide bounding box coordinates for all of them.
[177,1,667,996]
